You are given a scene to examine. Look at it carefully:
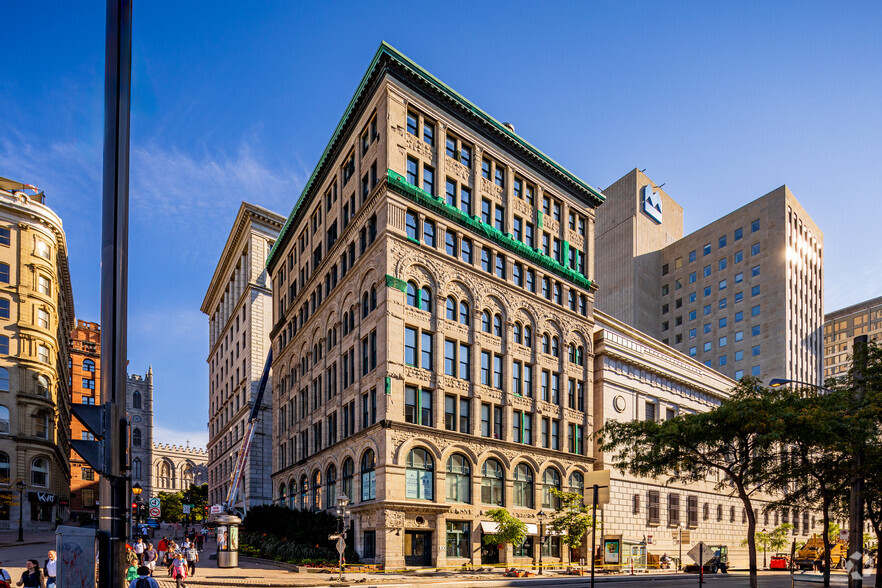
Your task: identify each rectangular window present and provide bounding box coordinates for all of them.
[461,238,472,263]
[751,243,761,256]
[444,340,456,376]
[421,332,433,370]
[481,351,491,386]
[406,111,418,136]
[445,395,456,431]
[648,491,660,525]
[719,258,727,271]
[459,399,470,433]
[459,343,470,380]
[404,327,417,366]
[446,521,470,558]
[734,227,743,240]
[719,236,727,248]
[669,494,681,525]
[751,219,760,232]
[422,165,435,195]
[751,304,761,317]
[364,531,376,559]
[752,265,761,277]
[423,120,435,146]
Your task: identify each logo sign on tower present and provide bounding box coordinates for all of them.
[642,184,663,224]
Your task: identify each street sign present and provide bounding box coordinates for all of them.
[149,507,161,518]
[688,541,714,566]
[845,552,863,581]
[149,497,160,508]
[840,529,849,542]
[210,504,223,515]
[584,470,611,505]
[336,537,346,555]
[182,505,191,514]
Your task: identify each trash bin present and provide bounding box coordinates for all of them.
[215,514,241,568]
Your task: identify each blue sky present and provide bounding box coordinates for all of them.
[2,1,880,447]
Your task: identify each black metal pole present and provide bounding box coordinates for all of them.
[848,335,868,588]
[700,543,704,586]
[98,1,132,587]
[17,487,23,542]
[591,484,598,588]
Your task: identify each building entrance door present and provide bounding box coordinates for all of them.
[481,534,500,564]
[404,531,432,566]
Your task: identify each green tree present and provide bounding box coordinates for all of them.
[741,523,792,565]
[158,491,183,523]
[482,508,528,550]
[182,484,208,522]
[548,489,596,551]
[598,378,784,588]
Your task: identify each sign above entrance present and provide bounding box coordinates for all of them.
[642,184,663,224]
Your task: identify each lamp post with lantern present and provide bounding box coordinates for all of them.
[131,483,142,541]
[16,479,26,542]
[537,510,547,575]
[335,495,350,582]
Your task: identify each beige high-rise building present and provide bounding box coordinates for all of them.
[266,43,604,568]
[0,177,75,531]
[823,295,882,380]
[202,202,284,510]
[596,171,824,386]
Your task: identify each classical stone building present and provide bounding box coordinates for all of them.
[267,43,603,568]
[128,368,155,497]
[202,202,283,510]
[152,442,208,493]
[823,295,882,380]
[596,169,824,386]
[0,177,75,531]
[68,320,101,523]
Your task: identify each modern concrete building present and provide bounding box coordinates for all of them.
[68,319,101,524]
[0,177,75,531]
[596,170,824,386]
[824,295,882,380]
[266,43,603,568]
[152,442,208,493]
[202,202,284,510]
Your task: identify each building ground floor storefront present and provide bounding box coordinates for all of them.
[0,489,68,532]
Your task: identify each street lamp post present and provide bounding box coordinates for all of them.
[16,480,26,542]
[131,483,142,541]
[537,510,547,575]
[336,495,350,582]
[678,523,683,572]
[762,527,768,569]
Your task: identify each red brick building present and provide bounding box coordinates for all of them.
[69,320,100,523]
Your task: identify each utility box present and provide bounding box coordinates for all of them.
[56,525,98,586]
[216,514,242,568]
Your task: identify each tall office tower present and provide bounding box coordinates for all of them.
[202,202,284,510]
[823,295,882,380]
[267,43,603,568]
[596,171,824,386]
[0,177,75,530]
[69,320,101,524]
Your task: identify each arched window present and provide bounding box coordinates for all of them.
[513,463,534,508]
[300,475,308,510]
[542,334,550,354]
[459,302,470,325]
[542,468,562,510]
[446,297,456,320]
[31,457,49,487]
[406,282,418,307]
[343,312,350,335]
[133,390,142,409]
[311,470,322,511]
[36,375,49,398]
[182,464,194,487]
[0,405,9,434]
[551,337,559,358]
[133,458,142,480]
[524,326,533,348]
[513,322,522,344]
[160,462,171,487]
[446,454,471,504]
[568,344,576,363]
[577,346,584,366]
[493,314,502,337]
[481,459,504,506]
[278,483,287,506]
[83,359,95,373]
[370,286,377,310]
[569,471,584,497]
[361,449,376,501]
[342,458,354,500]
[0,451,9,485]
[0,367,8,391]
[288,480,297,509]
[362,292,369,318]
[326,464,337,509]
[420,287,432,312]
[405,448,434,500]
[35,412,48,439]
[132,428,142,447]
[481,311,491,333]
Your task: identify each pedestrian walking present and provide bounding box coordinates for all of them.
[142,544,158,575]
[15,560,42,588]
[184,543,199,576]
[133,538,145,564]
[126,547,139,569]
[194,532,204,551]
[156,536,168,564]
[170,554,188,588]
[43,551,57,588]
[125,563,138,585]
[127,566,159,588]
[0,559,12,588]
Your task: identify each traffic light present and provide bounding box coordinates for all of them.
[204,505,209,519]
[131,502,137,511]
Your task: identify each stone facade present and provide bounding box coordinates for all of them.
[152,442,208,493]
[266,44,603,569]
[68,320,101,523]
[128,368,155,497]
[202,202,284,510]
[596,172,824,386]
[0,177,75,531]
[824,295,882,380]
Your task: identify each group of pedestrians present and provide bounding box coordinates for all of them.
[126,531,203,588]
[0,551,57,588]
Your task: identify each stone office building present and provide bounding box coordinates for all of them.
[823,295,882,380]
[267,43,603,568]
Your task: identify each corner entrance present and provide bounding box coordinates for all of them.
[404,531,432,566]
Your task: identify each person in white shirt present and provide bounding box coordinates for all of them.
[133,538,145,564]
[43,551,57,588]
[0,560,12,585]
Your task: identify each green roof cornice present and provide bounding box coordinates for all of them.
[267,41,605,270]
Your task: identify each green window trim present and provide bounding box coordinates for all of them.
[537,210,544,228]
[385,376,392,395]
[388,169,595,291]
[385,275,407,292]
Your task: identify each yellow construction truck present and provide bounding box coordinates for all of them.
[794,534,847,571]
